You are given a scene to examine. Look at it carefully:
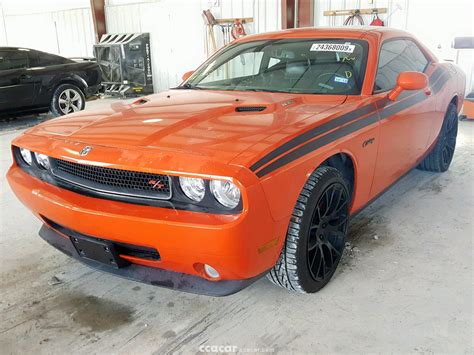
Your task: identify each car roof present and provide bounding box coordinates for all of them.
[236,26,414,43]
[0,47,38,52]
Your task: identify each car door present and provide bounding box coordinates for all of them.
[0,49,36,112]
[370,38,436,197]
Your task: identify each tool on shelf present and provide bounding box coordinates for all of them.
[202,10,253,57]
[324,7,387,26]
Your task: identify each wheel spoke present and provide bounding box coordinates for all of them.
[326,240,342,258]
[317,204,323,221]
[317,246,325,278]
[324,244,333,271]
[314,254,323,280]
[322,190,330,217]
[308,235,318,251]
[71,103,80,112]
[306,181,348,283]
[327,188,336,214]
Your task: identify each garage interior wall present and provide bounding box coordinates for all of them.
[0,1,96,58]
[104,0,281,92]
[0,0,472,93]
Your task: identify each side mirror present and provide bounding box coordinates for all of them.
[388,71,429,101]
[182,70,194,81]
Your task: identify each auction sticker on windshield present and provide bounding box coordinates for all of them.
[310,43,355,53]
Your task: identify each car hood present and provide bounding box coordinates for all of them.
[27,89,347,164]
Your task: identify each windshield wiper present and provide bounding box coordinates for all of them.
[240,88,291,93]
[174,83,205,90]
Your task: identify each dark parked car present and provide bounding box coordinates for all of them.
[0,47,102,117]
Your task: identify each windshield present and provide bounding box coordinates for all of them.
[183,38,368,95]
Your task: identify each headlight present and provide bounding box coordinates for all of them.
[210,180,241,209]
[34,153,50,170]
[179,177,205,202]
[19,148,32,165]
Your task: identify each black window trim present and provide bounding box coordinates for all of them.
[373,36,432,94]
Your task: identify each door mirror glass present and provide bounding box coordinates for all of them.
[388,71,428,101]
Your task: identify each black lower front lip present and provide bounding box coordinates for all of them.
[39,224,264,297]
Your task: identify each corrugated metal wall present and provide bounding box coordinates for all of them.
[0,7,95,57]
[314,0,408,28]
[105,0,281,92]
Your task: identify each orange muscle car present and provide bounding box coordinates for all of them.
[7,28,465,295]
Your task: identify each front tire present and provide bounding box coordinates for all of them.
[267,166,350,293]
[50,84,85,117]
[418,103,458,172]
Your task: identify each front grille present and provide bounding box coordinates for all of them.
[51,158,172,200]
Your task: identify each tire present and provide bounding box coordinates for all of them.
[267,166,350,293]
[418,103,458,172]
[50,84,85,117]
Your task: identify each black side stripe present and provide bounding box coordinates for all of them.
[429,66,446,85]
[378,90,426,120]
[256,112,378,177]
[254,67,451,178]
[249,101,378,172]
[431,70,451,94]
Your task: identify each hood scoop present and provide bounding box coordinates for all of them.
[235,106,267,112]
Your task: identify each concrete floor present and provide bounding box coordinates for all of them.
[0,98,473,354]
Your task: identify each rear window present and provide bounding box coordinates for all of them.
[29,51,72,67]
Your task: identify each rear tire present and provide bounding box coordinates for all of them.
[267,166,350,293]
[418,103,458,172]
[50,84,85,117]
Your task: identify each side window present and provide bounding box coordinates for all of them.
[374,39,429,92]
[29,52,70,67]
[0,50,28,70]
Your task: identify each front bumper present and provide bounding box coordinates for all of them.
[39,224,263,296]
[7,165,287,294]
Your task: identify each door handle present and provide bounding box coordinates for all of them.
[19,74,32,80]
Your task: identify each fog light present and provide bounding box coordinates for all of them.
[204,264,220,279]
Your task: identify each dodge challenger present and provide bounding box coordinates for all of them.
[7,28,465,296]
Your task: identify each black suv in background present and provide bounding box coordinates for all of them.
[0,47,102,117]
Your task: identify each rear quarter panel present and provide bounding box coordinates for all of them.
[428,62,466,147]
[34,62,101,105]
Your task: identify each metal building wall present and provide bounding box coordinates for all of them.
[314,0,408,28]
[0,7,96,57]
[105,0,281,93]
